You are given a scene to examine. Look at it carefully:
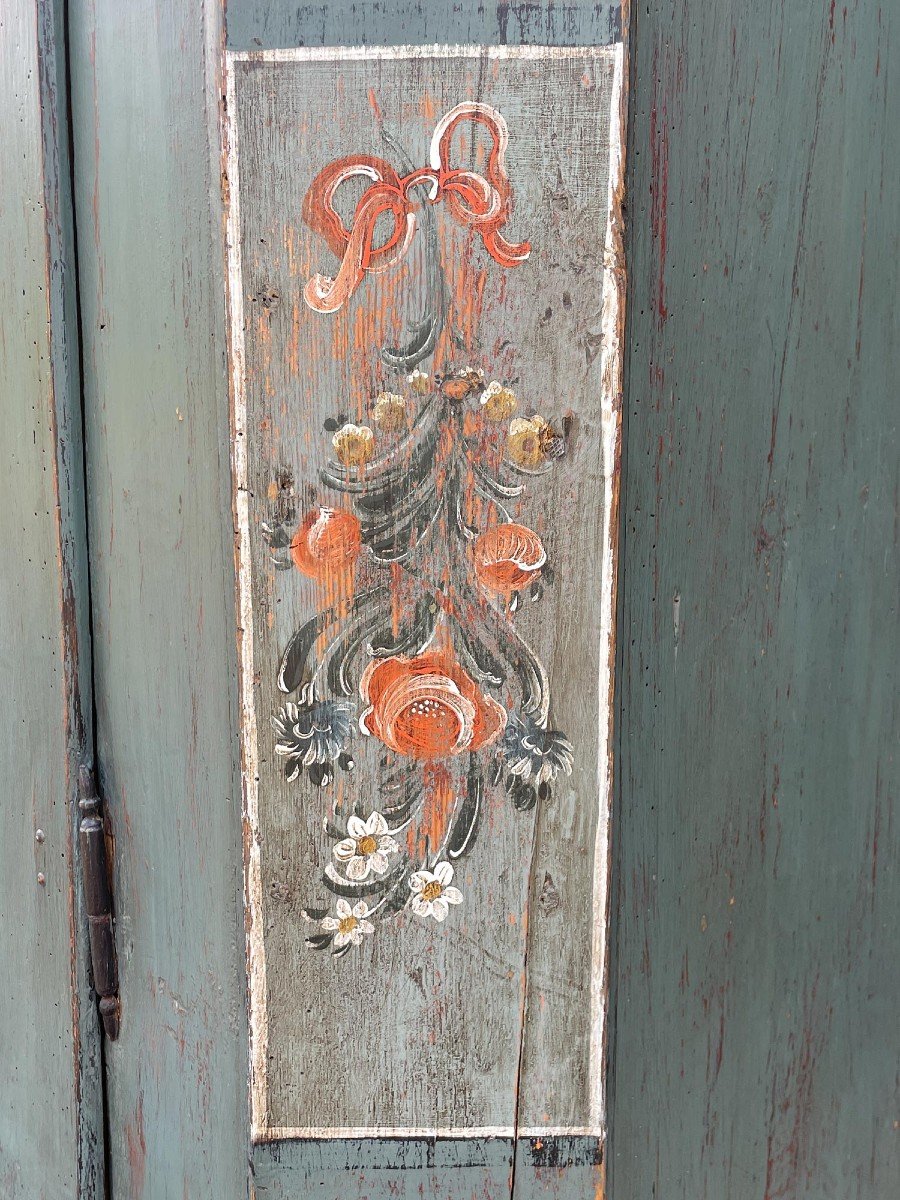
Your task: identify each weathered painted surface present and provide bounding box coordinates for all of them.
[67,1,249,1196]
[0,2,104,1197]
[227,44,621,1142]
[607,3,900,1199]
[226,1,622,52]
[53,0,900,1197]
[68,0,624,1196]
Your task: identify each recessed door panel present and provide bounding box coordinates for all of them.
[225,42,623,1144]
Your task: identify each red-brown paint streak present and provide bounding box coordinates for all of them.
[124,1092,146,1197]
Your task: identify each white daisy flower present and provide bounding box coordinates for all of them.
[320,898,375,948]
[409,862,464,922]
[333,812,400,881]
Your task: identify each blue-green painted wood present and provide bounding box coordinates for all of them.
[226,0,621,51]
[70,0,623,1196]
[68,1,250,1196]
[607,3,900,1198]
[0,2,104,1196]
[252,1137,602,1199]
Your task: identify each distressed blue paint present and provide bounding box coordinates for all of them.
[252,1137,602,1198]
[227,0,621,51]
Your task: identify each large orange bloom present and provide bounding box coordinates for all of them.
[290,507,361,579]
[359,648,506,760]
[472,523,546,596]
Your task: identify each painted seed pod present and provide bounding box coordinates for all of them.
[359,647,506,760]
[290,507,362,579]
[332,422,375,466]
[507,414,554,468]
[372,391,407,431]
[472,522,546,596]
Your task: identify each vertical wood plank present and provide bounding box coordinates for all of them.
[0,2,104,1196]
[68,1,250,1196]
[608,3,900,1197]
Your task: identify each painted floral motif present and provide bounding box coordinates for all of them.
[319,899,375,949]
[480,381,518,421]
[265,101,576,955]
[507,414,557,469]
[502,712,575,790]
[472,523,546,598]
[372,391,407,431]
[359,647,506,760]
[289,507,361,579]
[409,863,463,922]
[333,812,400,880]
[273,700,354,784]
[332,422,375,467]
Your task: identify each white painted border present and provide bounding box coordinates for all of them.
[258,1124,606,1142]
[224,54,270,1141]
[229,43,616,63]
[591,36,625,1135]
[223,41,624,1145]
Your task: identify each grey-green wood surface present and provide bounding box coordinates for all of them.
[1,2,104,1197]
[607,3,900,1199]
[67,0,251,1197]
[64,0,900,1196]
[231,45,616,1137]
[70,2,621,1197]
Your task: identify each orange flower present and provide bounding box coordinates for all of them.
[359,647,506,760]
[290,507,361,579]
[472,523,546,596]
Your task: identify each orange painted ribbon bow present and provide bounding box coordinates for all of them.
[302,102,531,314]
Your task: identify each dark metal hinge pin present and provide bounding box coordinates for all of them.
[78,764,121,1040]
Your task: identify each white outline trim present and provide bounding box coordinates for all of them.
[229,43,616,64]
[590,37,625,1133]
[224,40,624,1145]
[224,55,269,1140]
[257,1124,604,1142]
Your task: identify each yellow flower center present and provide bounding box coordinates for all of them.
[357,835,378,856]
[338,915,358,935]
[422,880,443,902]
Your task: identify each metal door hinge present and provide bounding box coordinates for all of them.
[79,765,120,1039]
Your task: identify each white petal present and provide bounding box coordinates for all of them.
[333,838,357,861]
[352,901,370,919]
[347,815,367,838]
[411,895,431,916]
[434,862,454,886]
[346,855,371,881]
[409,871,433,893]
[334,930,350,948]
[358,920,375,935]
[443,886,463,905]
[320,917,339,931]
[366,812,388,835]
[335,898,352,918]
[379,836,401,855]
[349,928,363,945]
[370,852,389,876]
[431,897,449,922]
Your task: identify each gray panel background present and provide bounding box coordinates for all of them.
[232,50,616,1132]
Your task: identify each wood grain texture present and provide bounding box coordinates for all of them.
[67,1,250,1196]
[226,0,622,52]
[228,46,618,1139]
[252,1136,602,1198]
[0,2,104,1196]
[607,3,900,1198]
